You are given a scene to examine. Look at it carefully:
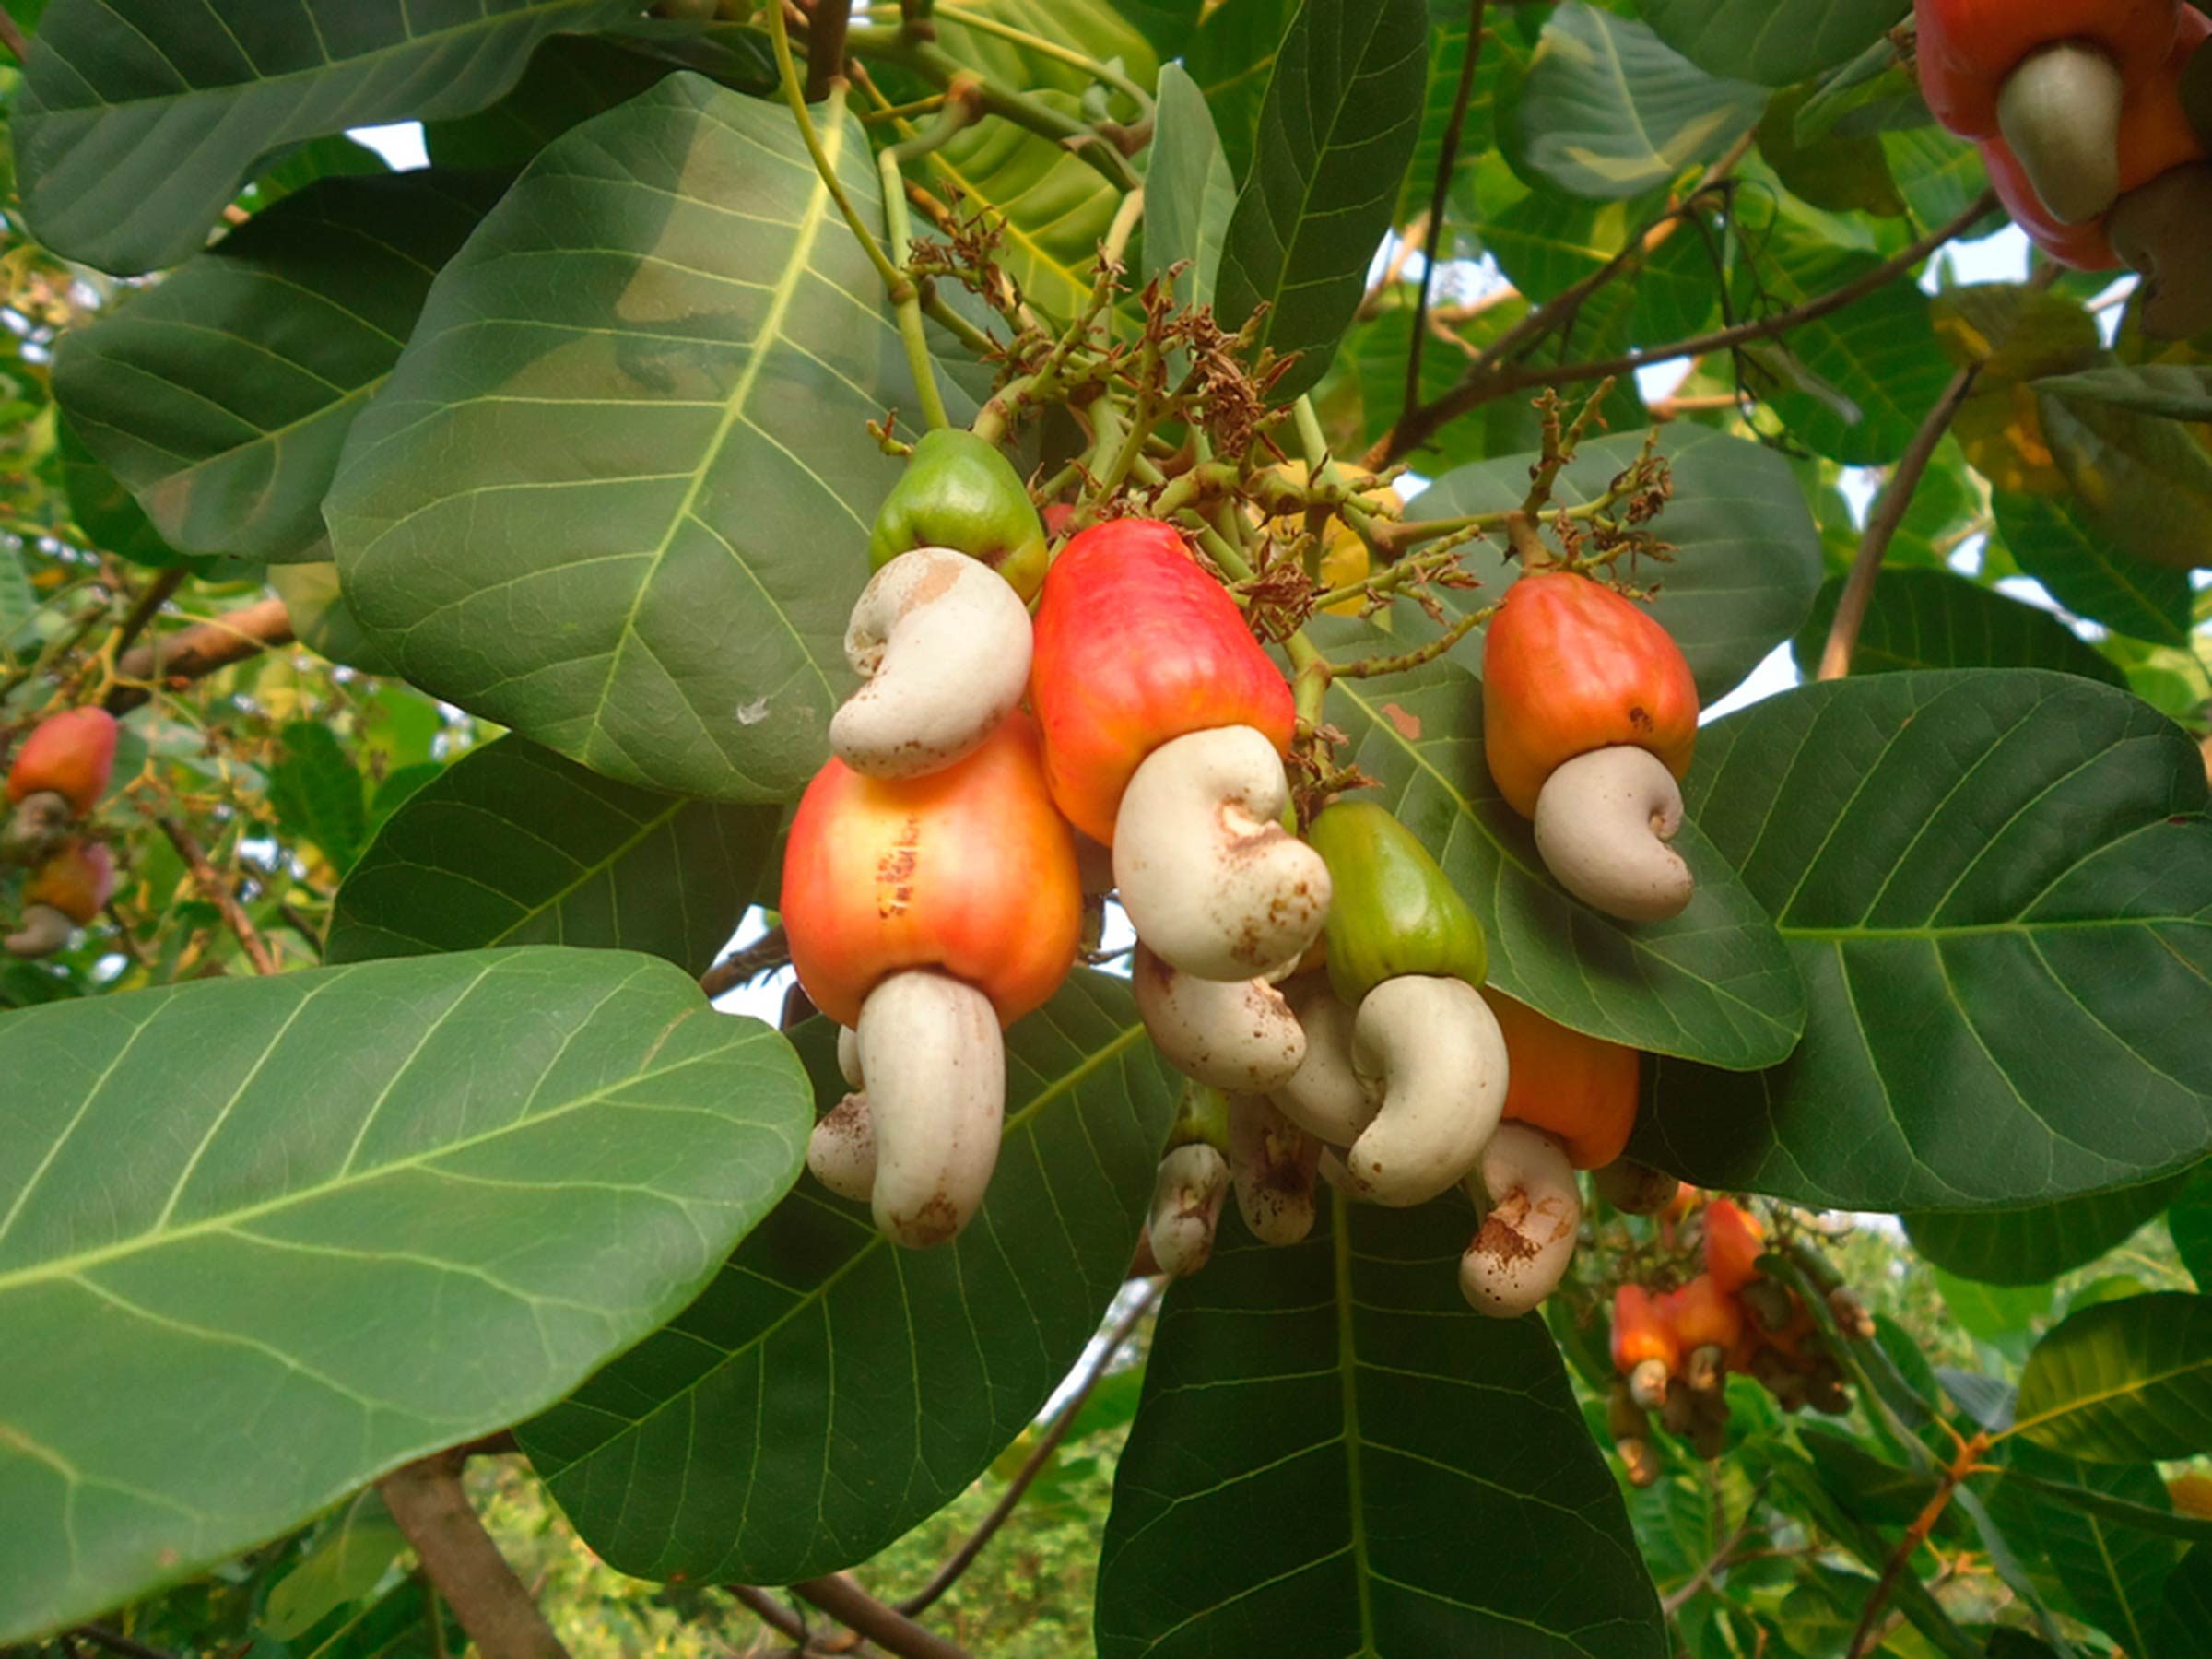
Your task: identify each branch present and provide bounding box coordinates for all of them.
[378,1452,571,1659]
[1386,189,1997,463]
[899,1281,1161,1617]
[792,1575,972,1659]
[1816,363,1980,681]
[0,9,28,65]
[726,1584,809,1645]
[109,569,187,663]
[105,596,295,714]
[699,926,791,1000]
[1844,1438,1987,1659]
[156,816,281,977]
[72,1629,179,1659]
[1403,0,1486,423]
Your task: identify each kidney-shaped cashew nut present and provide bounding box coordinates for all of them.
[3,902,73,959]
[2110,163,2212,342]
[1228,1092,1320,1246]
[830,547,1034,780]
[1335,974,1508,1207]
[1134,944,1307,1093]
[1113,725,1332,981]
[1460,1123,1582,1317]
[1533,746,1694,923]
[806,1091,877,1204]
[1147,1142,1230,1277]
[1997,42,2125,226]
[1269,975,1371,1146]
[1591,1156,1679,1217]
[856,969,1005,1247]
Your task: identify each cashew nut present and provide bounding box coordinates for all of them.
[2109,163,2212,341]
[1,790,72,868]
[1112,725,1332,981]
[1459,1124,1581,1318]
[1147,1142,1229,1277]
[1268,974,1372,1145]
[856,969,1005,1247]
[1336,974,1509,1207]
[1227,1093,1320,1246]
[1996,41,2125,226]
[1533,746,1693,923]
[1133,944,1306,1093]
[830,547,1033,780]
[4,903,74,959]
[1591,1157,1680,1217]
[806,1092,877,1203]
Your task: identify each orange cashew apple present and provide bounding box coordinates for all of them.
[7,838,113,958]
[1483,991,1641,1170]
[6,706,119,861]
[1612,1282,1681,1412]
[1700,1198,1767,1296]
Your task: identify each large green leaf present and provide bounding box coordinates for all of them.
[1792,569,2125,686]
[1094,1199,1665,1657]
[1905,1175,2193,1288]
[927,93,1123,319]
[928,0,1157,100]
[1315,635,1806,1069]
[1215,0,1429,402]
[2016,1294,2212,1463]
[2035,364,2212,423]
[519,971,1178,1583]
[1994,490,2196,650]
[1642,0,1911,88]
[1182,0,1299,182]
[2040,393,2212,571]
[1635,672,2212,1210]
[2012,1442,2180,1653]
[327,77,949,804]
[2171,1168,2212,1289]
[1143,65,1235,313]
[0,947,809,1641]
[2159,1544,2212,1657]
[1414,426,1826,702]
[424,34,682,170]
[0,544,32,639]
[1755,238,1950,465]
[12,0,629,274]
[55,172,501,567]
[1510,4,1766,202]
[326,737,777,975]
[266,722,371,875]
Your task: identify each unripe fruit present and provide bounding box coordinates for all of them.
[7,708,119,818]
[1480,572,1698,820]
[781,712,1079,1030]
[869,429,1050,602]
[1307,801,1488,1006]
[1700,1198,1766,1295]
[1483,991,1641,1170]
[1029,518,1295,846]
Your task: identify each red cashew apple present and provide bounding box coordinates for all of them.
[6,838,113,957]
[1611,1282,1681,1411]
[1700,1198,1767,1296]
[782,712,1081,1246]
[1917,0,2182,223]
[1483,990,1642,1171]
[1668,1272,1747,1393]
[1030,518,1327,979]
[7,707,119,818]
[1482,571,1699,922]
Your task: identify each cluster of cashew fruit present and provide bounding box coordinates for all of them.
[1916,0,2212,337]
[1606,1195,1877,1487]
[2,708,118,959]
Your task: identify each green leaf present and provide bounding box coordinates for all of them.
[266,561,405,678]
[927,0,1157,100]
[1416,426,1826,702]
[0,947,809,1641]
[1315,635,1806,1069]
[2017,1294,2212,1463]
[2158,1544,2212,1657]
[58,419,196,571]
[2040,393,2212,571]
[928,94,1123,318]
[2003,1467,2212,1546]
[1182,0,1298,182]
[0,543,31,639]
[1396,0,1503,225]
[1643,0,1910,88]
[1094,1199,1665,1657]
[12,0,629,274]
[1635,672,2212,1211]
[2035,365,2212,423]
[2173,1169,2212,1289]
[1994,490,2196,649]
[1755,239,1950,465]
[519,971,1178,1584]
[1510,4,1766,202]
[327,77,952,805]
[1883,124,1990,229]
[260,1492,407,1641]
[1215,0,1429,402]
[424,35,684,170]
[2008,1446,2183,1658]
[1792,569,2125,686]
[1933,1267,2052,1351]
[326,736,777,976]
[1143,65,1234,312]
[1757,87,1905,217]
[266,722,371,875]
[1905,1176,2192,1287]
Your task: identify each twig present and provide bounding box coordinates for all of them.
[700,926,792,1000]
[0,10,28,64]
[1385,190,1997,463]
[156,816,280,977]
[900,1281,1162,1617]
[1660,1482,1767,1615]
[1845,1438,1986,1659]
[1403,0,1486,423]
[727,1584,809,1645]
[378,1452,571,1659]
[804,0,853,103]
[72,1629,178,1659]
[1817,364,1980,681]
[105,596,295,714]
[791,1576,972,1659]
[109,569,186,663]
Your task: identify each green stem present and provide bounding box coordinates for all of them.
[766,15,907,299]
[878,147,951,429]
[867,4,1156,115]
